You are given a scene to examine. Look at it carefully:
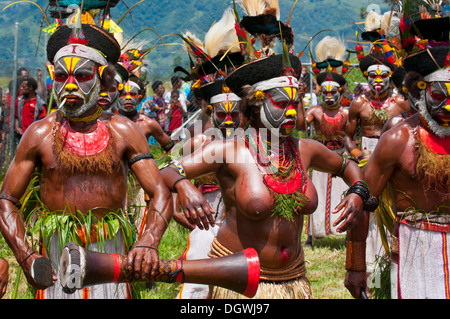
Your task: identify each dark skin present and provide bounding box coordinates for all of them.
[345,113,449,298]
[0,59,173,290]
[15,79,38,137]
[161,98,365,270]
[119,108,171,149]
[344,91,410,159]
[0,257,8,298]
[297,103,349,134]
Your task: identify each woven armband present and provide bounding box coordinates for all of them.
[0,194,21,206]
[163,139,175,152]
[332,156,349,177]
[345,241,366,272]
[128,153,154,168]
[170,160,186,177]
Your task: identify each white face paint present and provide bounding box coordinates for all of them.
[320,81,341,108]
[118,81,141,114]
[53,56,101,118]
[420,82,450,137]
[260,86,299,137]
[366,64,391,97]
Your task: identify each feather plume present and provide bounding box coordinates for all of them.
[365,11,383,32]
[314,36,346,62]
[236,0,267,16]
[205,8,240,58]
[181,31,205,60]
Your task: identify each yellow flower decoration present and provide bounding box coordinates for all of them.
[402,86,408,94]
[417,81,427,90]
[363,71,369,77]
[118,83,124,91]
[254,90,265,100]
[208,104,213,110]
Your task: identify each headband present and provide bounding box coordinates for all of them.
[210,93,241,104]
[424,67,450,82]
[367,64,392,73]
[54,44,107,66]
[253,76,299,92]
[321,81,340,88]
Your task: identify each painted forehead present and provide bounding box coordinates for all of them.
[214,100,239,112]
[267,86,299,101]
[124,81,141,92]
[367,64,391,73]
[55,56,96,72]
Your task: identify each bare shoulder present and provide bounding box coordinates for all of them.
[377,114,418,155]
[104,112,142,134]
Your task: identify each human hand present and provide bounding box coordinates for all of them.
[332,193,364,233]
[344,270,370,299]
[175,179,215,230]
[126,233,160,280]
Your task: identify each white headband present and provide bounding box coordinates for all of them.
[253,76,299,91]
[210,93,241,104]
[424,67,450,82]
[126,81,141,90]
[54,44,107,66]
[321,81,340,88]
[367,64,391,73]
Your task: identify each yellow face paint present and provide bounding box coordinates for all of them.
[224,101,233,113]
[63,57,80,74]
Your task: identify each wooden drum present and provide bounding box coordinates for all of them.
[59,241,260,298]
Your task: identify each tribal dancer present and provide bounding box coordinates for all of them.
[346,13,450,299]
[297,36,354,240]
[160,2,368,296]
[345,10,410,276]
[0,13,172,298]
[174,8,245,298]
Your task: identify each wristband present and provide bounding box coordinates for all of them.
[170,160,186,177]
[172,176,188,192]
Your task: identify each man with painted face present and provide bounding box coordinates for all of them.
[175,79,243,299]
[297,71,353,240]
[344,53,410,160]
[345,45,450,299]
[117,75,173,150]
[97,62,129,113]
[117,74,174,235]
[160,53,367,299]
[343,53,410,277]
[0,24,173,299]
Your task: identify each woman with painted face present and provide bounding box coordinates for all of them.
[346,45,450,299]
[160,54,367,299]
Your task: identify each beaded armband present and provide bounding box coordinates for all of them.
[170,160,186,177]
[332,156,349,177]
[345,180,370,203]
[128,153,154,168]
[163,139,175,152]
[0,194,21,206]
[345,241,366,272]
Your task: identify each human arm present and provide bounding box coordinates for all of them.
[344,129,400,298]
[344,99,362,159]
[0,257,8,298]
[159,140,229,229]
[306,139,365,233]
[124,122,173,279]
[0,125,57,289]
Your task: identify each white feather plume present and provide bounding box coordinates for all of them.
[236,0,279,19]
[204,8,240,58]
[314,36,346,63]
